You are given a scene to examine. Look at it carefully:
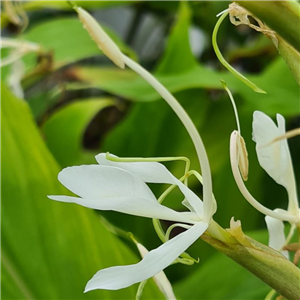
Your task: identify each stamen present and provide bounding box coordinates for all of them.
[222,81,248,181]
[237,134,249,181]
[221,80,241,134]
[230,131,297,223]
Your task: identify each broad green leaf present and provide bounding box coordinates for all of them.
[70,65,241,101]
[1,1,135,27]
[1,83,162,299]
[42,98,114,168]
[22,1,134,11]
[174,231,270,300]
[21,17,135,71]
[155,1,198,74]
[71,56,299,116]
[241,58,300,115]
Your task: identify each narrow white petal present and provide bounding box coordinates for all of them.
[253,111,298,212]
[96,154,203,217]
[48,195,192,224]
[265,216,289,259]
[136,243,176,299]
[85,222,208,291]
[57,165,156,202]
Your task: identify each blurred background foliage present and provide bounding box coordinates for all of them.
[1,1,299,299]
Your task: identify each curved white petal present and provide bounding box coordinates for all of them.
[57,165,156,202]
[136,243,176,300]
[96,154,174,184]
[48,195,192,224]
[252,111,298,213]
[265,216,289,259]
[84,222,208,291]
[96,154,203,217]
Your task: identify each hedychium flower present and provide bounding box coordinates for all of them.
[226,82,300,258]
[0,38,41,67]
[48,5,231,294]
[213,4,266,94]
[49,152,222,292]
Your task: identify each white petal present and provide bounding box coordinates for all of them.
[48,195,192,224]
[84,222,208,291]
[136,243,176,300]
[252,111,297,206]
[265,216,289,259]
[96,154,203,217]
[96,153,178,184]
[57,165,156,201]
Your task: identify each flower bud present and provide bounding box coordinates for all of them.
[77,7,125,69]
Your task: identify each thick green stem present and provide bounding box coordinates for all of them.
[276,35,300,86]
[202,223,300,300]
[235,1,300,53]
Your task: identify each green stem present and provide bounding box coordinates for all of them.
[235,0,300,53]
[202,224,300,300]
[276,35,300,86]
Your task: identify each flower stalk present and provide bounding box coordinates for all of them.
[49,6,300,298]
[201,221,300,300]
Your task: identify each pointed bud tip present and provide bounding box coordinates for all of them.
[77,7,125,69]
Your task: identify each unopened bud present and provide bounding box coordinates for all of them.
[77,7,125,69]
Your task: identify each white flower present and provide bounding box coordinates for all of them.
[49,153,214,291]
[230,111,299,257]
[49,6,224,293]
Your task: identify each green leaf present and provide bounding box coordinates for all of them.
[1,83,162,299]
[22,17,135,70]
[71,55,299,116]
[42,97,114,168]
[155,1,198,74]
[241,58,300,115]
[70,64,240,101]
[174,230,270,300]
[22,0,134,11]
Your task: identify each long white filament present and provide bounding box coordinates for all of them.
[76,6,215,221]
[122,55,214,221]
